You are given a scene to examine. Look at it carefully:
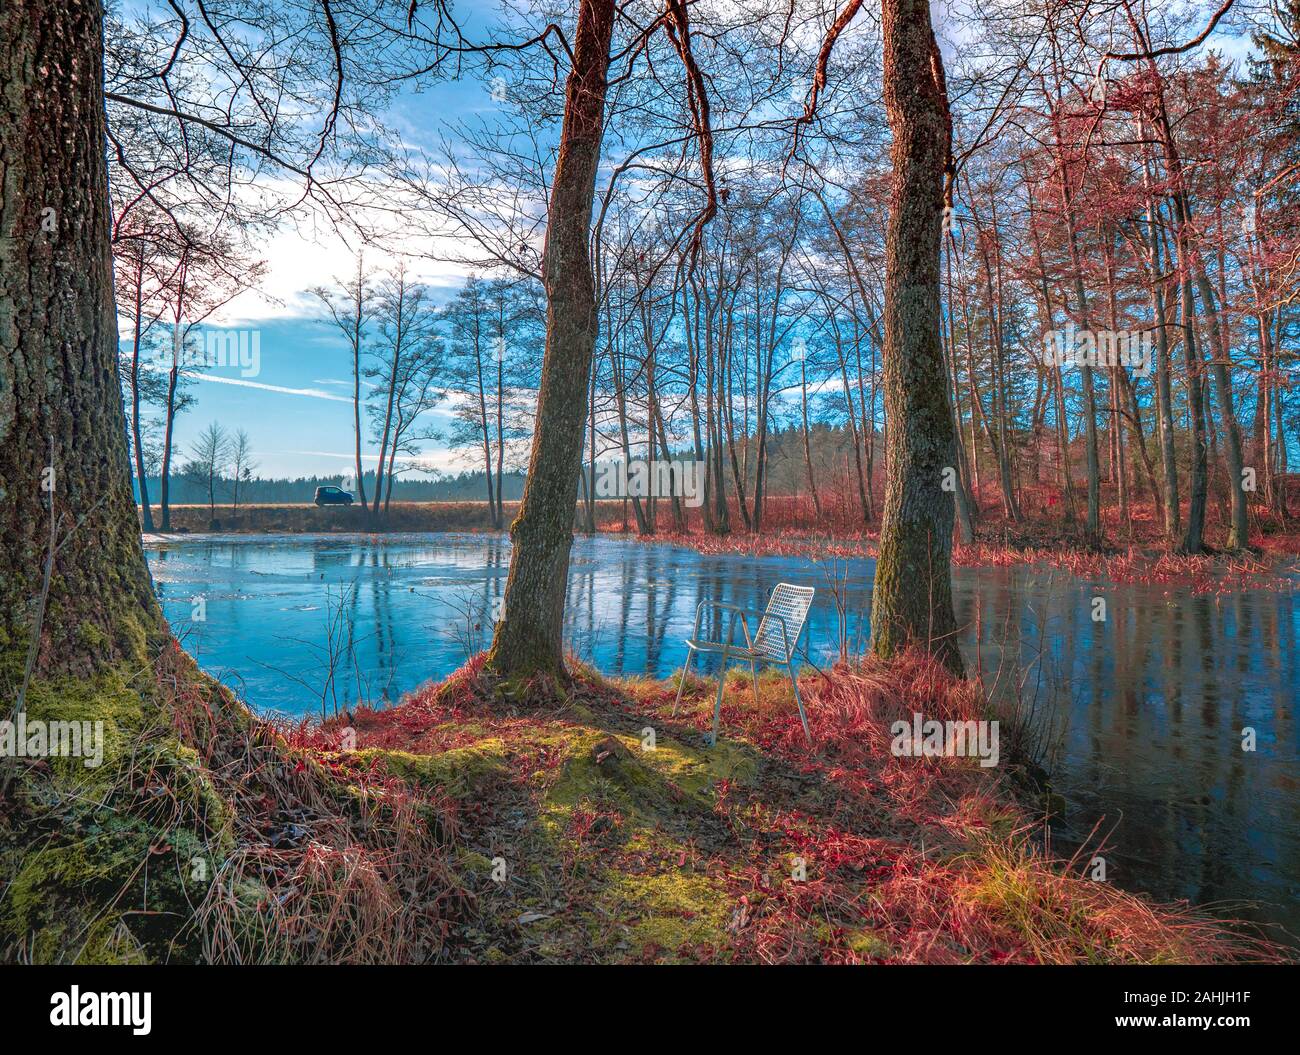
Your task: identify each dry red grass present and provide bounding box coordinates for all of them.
[304,649,1285,964]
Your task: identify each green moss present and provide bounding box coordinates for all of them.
[4,809,208,964]
[0,654,237,964]
[455,849,495,874]
[538,725,757,839]
[78,918,151,965]
[846,927,892,959]
[541,732,684,839]
[77,622,107,651]
[492,725,753,963]
[114,610,155,668]
[20,667,144,763]
[599,871,732,959]
[165,742,237,841]
[357,742,514,800]
[635,734,758,800]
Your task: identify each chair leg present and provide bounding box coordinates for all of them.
[787,660,810,743]
[749,661,760,707]
[672,647,694,716]
[710,654,729,747]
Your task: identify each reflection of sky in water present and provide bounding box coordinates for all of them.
[146,533,1300,945]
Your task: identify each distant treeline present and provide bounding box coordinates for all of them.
[132,469,528,506]
[132,425,875,509]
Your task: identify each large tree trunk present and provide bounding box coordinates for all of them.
[0,0,166,682]
[1061,227,1102,540]
[1044,69,1102,540]
[1143,164,1181,542]
[869,0,963,676]
[1138,51,1210,553]
[485,0,614,682]
[1177,270,1210,553]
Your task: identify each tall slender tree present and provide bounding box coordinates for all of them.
[485,0,617,681]
[868,0,964,674]
[312,255,374,509]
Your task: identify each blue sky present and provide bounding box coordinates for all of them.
[119,52,516,481]
[155,317,470,480]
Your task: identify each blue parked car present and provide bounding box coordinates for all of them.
[313,485,354,507]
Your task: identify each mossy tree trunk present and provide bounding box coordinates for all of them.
[485,0,615,683]
[0,0,166,686]
[869,0,964,676]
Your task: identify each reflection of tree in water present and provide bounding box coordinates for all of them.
[250,582,379,720]
[439,585,491,662]
[976,568,1300,943]
[434,541,511,663]
[367,547,403,706]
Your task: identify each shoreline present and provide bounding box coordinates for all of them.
[141,514,1300,593]
[136,525,1299,947]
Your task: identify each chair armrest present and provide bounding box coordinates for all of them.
[692,601,759,649]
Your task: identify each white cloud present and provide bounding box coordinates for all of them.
[279,448,464,473]
[203,182,483,327]
[179,371,355,402]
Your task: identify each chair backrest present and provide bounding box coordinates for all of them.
[753,583,815,661]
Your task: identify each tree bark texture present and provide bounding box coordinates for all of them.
[869,0,964,675]
[486,0,615,681]
[0,0,165,682]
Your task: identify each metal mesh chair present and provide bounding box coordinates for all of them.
[672,583,815,745]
